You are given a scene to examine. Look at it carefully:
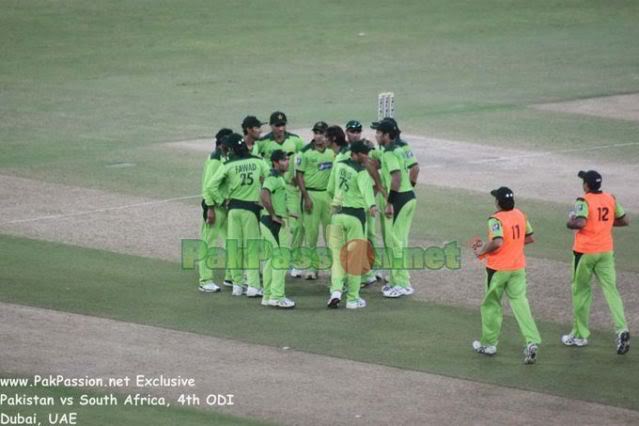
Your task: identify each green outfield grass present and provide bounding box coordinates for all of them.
[0,383,272,426]
[2,0,638,197]
[1,235,637,411]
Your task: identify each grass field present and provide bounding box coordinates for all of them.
[2,1,639,424]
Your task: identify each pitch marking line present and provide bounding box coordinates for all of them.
[0,194,200,226]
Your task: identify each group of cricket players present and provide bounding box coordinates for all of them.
[198,110,631,364]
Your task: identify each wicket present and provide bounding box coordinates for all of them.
[377,92,395,120]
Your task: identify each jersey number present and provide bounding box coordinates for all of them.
[240,172,254,186]
[511,225,521,240]
[597,207,610,222]
[339,176,349,191]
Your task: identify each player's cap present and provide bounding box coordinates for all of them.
[490,187,515,203]
[270,111,288,126]
[345,120,363,131]
[312,121,328,133]
[271,149,287,162]
[350,140,372,154]
[371,118,399,133]
[215,128,234,145]
[578,170,602,190]
[222,133,245,147]
[241,115,266,130]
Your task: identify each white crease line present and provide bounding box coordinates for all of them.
[0,194,200,226]
[408,138,639,167]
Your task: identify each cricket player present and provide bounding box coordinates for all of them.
[297,121,334,279]
[562,170,630,354]
[257,111,306,278]
[241,115,266,156]
[472,187,541,364]
[260,150,295,309]
[327,125,350,162]
[206,133,269,297]
[374,119,416,298]
[326,141,377,309]
[346,120,385,286]
[199,128,234,292]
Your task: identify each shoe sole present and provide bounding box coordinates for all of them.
[222,282,233,287]
[198,287,220,293]
[327,298,340,309]
[275,305,295,309]
[617,332,630,355]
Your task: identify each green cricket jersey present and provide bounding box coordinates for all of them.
[380,142,414,193]
[202,149,228,207]
[395,138,418,169]
[334,146,351,163]
[327,159,376,209]
[297,144,335,190]
[257,132,305,185]
[262,170,288,218]
[207,154,269,206]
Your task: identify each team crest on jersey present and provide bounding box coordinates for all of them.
[296,156,302,166]
[405,151,414,158]
[318,162,333,171]
[492,223,501,232]
[577,203,585,212]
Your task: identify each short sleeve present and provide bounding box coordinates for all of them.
[488,218,504,240]
[262,176,277,193]
[525,220,534,236]
[404,147,418,168]
[574,198,589,218]
[382,151,401,173]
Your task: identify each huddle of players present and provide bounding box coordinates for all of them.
[199,111,419,310]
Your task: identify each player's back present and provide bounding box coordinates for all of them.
[574,192,617,253]
[486,208,528,271]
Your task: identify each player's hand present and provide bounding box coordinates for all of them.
[272,215,284,225]
[206,208,216,225]
[384,203,394,219]
[471,239,484,257]
[304,196,313,213]
[370,206,378,217]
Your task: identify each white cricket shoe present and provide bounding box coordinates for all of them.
[374,270,385,281]
[268,298,296,309]
[382,286,404,298]
[361,275,378,287]
[524,343,538,364]
[222,280,233,287]
[616,331,630,355]
[327,291,342,309]
[232,284,247,296]
[246,287,263,297]
[346,298,367,310]
[198,282,221,293]
[561,334,589,347]
[305,271,318,280]
[289,268,303,278]
[381,283,392,293]
[401,285,415,296]
[472,340,497,356]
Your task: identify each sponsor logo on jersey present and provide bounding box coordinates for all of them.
[318,162,333,171]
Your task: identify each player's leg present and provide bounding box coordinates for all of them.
[570,252,595,339]
[270,222,291,303]
[198,220,218,285]
[328,216,347,301]
[361,211,377,286]
[287,186,304,274]
[217,207,233,284]
[594,252,628,334]
[480,269,507,346]
[392,199,416,289]
[303,191,322,276]
[504,269,542,345]
[225,209,244,287]
[241,210,261,291]
[344,216,367,305]
[260,221,276,302]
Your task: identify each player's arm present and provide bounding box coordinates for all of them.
[524,220,535,245]
[366,160,385,197]
[204,164,228,224]
[475,218,504,256]
[613,197,629,227]
[327,165,336,200]
[567,198,587,229]
[409,163,420,187]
